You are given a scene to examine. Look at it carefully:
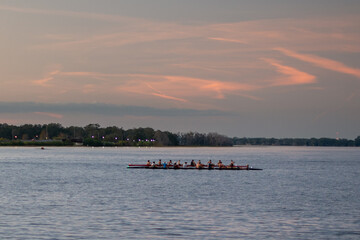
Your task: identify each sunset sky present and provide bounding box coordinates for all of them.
[1,0,360,138]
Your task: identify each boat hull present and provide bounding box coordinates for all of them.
[127,164,262,170]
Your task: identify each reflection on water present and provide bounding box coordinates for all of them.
[0,147,359,239]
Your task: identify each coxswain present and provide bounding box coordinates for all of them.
[196,160,203,169]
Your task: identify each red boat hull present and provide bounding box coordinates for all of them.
[127,164,262,170]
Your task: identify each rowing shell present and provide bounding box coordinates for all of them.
[128,164,262,170]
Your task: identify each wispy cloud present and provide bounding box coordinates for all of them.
[117,74,260,102]
[34,112,63,119]
[162,75,258,99]
[33,70,61,86]
[275,48,360,78]
[263,58,316,86]
[208,37,247,44]
[144,83,188,103]
[32,70,124,90]
[34,66,317,107]
[151,93,188,103]
[0,5,196,51]
[33,77,54,86]
[2,5,358,115]
[3,4,360,54]
[0,4,143,23]
[0,102,232,117]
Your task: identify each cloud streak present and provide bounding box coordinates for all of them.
[263,58,316,86]
[151,93,188,102]
[116,74,260,102]
[275,48,360,78]
[0,102,232,117]
[34,112,63,119]
[33,70,61,86]
[34,69,262,103]
[208,37,247,44]
[0,4,144,24]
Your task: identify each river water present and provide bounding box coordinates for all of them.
[0,146,359,239]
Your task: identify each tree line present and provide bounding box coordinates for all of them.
[233,137,360,147]
[0,123,231,147]
[0,123,359,147]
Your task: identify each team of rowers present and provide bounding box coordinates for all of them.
[146,159,247,169]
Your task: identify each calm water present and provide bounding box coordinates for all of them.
[0,146,359,239]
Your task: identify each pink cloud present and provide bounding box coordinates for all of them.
[0,5,196,52]
[60,72,98,77]
[32,77,54,86]
[275,48,360,78]
[143,82,188,103]
[162,75,258,99]
[263,58,316,86]
[0,5,142,24]
[34,112,63,119]
[208,37,247,44]
[114,74,260,103]
[33,70,124,89]
[4,4,360,54]
[32,70,61,86]
[152,93,188,102]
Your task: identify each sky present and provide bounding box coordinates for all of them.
[1,0,360,138]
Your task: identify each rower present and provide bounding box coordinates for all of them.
[150,161,156,168]
[196,160,203,169]
[208,160,214,169]
[229,160,235,168]
[174,161,180,169]
[158,159,162,166]
[183,162,188,168]
[177,160,181,166]
[167,160,173,166]
[146,160,151,166]
[217,160,225,168]
[190,160,196,166]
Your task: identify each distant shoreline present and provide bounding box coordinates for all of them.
[1,123,359,147]
[0,142,359,148]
